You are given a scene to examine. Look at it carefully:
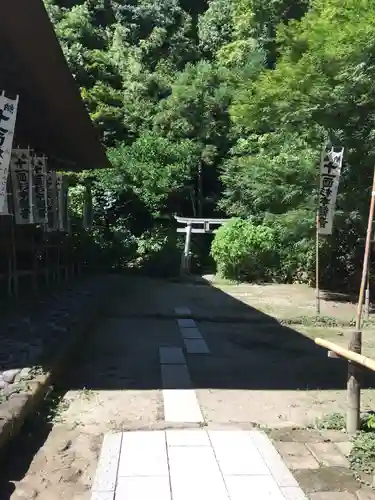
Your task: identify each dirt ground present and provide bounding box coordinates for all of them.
[1,276,375,500]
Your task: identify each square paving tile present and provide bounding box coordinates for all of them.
[163,389,203,423]
[161,364,192,389]
[91,493,115,500]
[166,430,210,447]
[115,476,171,500]
[293,467,359,494]
[118,431,168,477]
[274,442,320,470]
[250,431,299,488]
[177,318,196,328]
[225,475,285,500]
[281,486,309,500]
[209,430,270,476]
[306,442,349,467]
[168,446,229,500]
[183,338,210,354]
[159,347,186,365]
[179,327,202,339]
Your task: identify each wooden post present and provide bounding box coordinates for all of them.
[365,250,371,319]
[316,211,321,315]
[347,166,375,434]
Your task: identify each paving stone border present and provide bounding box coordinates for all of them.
[266,429,375,499]
[0,274,119,452]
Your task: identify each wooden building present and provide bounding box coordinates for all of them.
[0,0,109,297]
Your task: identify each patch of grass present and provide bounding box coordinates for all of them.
[313,412,375,485]
[40,387,70,424]
[80,387,95,400]
[350,430,375,483]
[312,412,346,431]
[281,315,343,328]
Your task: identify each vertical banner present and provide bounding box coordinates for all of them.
[318,146,344,235]
[56,173,67,232]
[10,148,34,224]
[83,184,93,230]
[0,93,19,214]
[32,156,48,224]
[46,170,58,231]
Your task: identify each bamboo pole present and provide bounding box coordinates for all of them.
[316,338,375,372]
[365,251,371,319]
[347,166,375,434]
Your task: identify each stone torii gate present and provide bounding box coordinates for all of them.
[174,216,229,274]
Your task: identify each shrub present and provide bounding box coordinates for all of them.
[132,225,184,277]
[210,218,277,281]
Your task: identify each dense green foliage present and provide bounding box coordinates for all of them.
[45,0,375,286]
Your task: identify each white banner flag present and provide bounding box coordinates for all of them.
[0,93,19,213]
[10,148,34,224]
[46,170,58,231]
[32,155,48,224]
[319,146,344,235]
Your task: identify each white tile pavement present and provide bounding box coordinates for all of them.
[90,430,308,500]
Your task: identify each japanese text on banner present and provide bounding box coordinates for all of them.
[319,147,344,235]
[0,93,19,213]
[10,149,33,224]
[32,156,48,224]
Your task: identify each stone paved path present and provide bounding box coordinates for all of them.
[2,277,375,500]
[91,429,306,500]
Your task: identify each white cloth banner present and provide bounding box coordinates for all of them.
[319,146,344,235]
[46,170,58,231]
[0,93,19,214]
[10,148,34,224]
[32,156,48,224]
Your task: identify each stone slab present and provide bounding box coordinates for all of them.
[163,389,204,423]
[160,364,192,389]
[250,431,299,488]
[159,347,186,365]
[183,338,210,354]
[179,327,202,339]
[356,489,375,500]
[209,430,270,476]
[275,442,320,470]
[91,493,115,500]
[166,430,210,447]
[91,433,122,493]
[118,431,168,477]
[225,475,285,500]
[336,442,353,458]
[115,476,171,500]
[281,486,309,500]
[177,319,196,328]
[306,442,349,467]
[268,429,323,443]
[168,445,229,500]
[293,468,359,494]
